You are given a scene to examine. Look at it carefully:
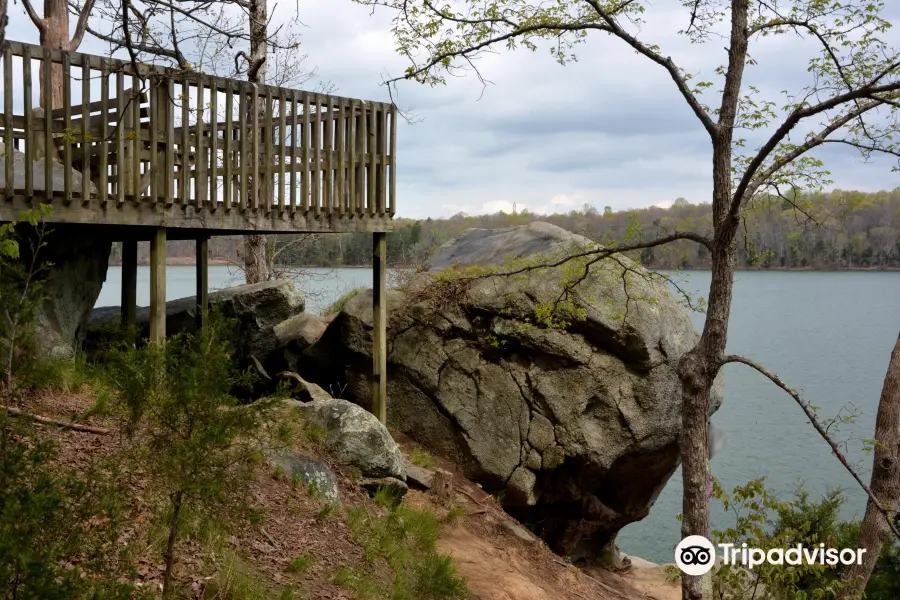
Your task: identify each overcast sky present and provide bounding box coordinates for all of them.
[10,0,900,219]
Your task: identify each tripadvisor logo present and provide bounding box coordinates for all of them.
[675,536,716,576]
[674,535,868,575]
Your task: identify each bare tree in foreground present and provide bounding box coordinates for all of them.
[836,332,900,600]
[353,0,900,597]
[84,0,330,283]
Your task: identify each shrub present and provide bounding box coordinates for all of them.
[108,311,279,596]
[321,286,364,316]
[0,416,141,599]
[708,478,900,600]
[342,503,468,599]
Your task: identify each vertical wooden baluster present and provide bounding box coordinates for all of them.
[196,74,206,209]
[116,69,125,205]
[99,58,109,206]
[131,74,140,202]
[43,49,52,199]
[149,76,159,206]
[251,86,260,210]
[165,77,174,207]
[290,90,297,214]
[264,88,273,211]
[349,100,357,216]
[336,97,346,216]
[23,46,33,199]
[180,81,189,204]
[3,46,13,197]
[239,83,248,211]
[278,89,286,213]
[301,92,310,212]
[63,52,72,204]
[81,55,91,204]
[389,104,397,217]
[378,103,387,216]
[209,81,218,209]
[323,95,333,217]
[367,102,376,217]
[312,94,321,217]
[359,101,368,215]
[223,80,232,211]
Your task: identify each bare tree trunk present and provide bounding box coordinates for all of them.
[242,0,271,284]
[837,332,900,600]
[0,0,9,48]
[678,235,735,600]
[162,491,184,597]
[40,0,69,109]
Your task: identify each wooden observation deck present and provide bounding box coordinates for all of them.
[0,41,395,421]
[0,41,396,234]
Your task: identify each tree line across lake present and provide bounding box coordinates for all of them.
[109,189,900,270]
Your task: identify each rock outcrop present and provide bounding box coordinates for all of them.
[294,398,406,482]
[35,227,113,358]
[302,222,723,563]
[89,280,304,370]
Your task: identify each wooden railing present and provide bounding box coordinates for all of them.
[0,41,396,229]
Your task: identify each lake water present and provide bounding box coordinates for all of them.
[96,268,900,563]
[97,265,374,315]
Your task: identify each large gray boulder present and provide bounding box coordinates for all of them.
[302,222,723,563]
[2,137,110,358]
[294,398,406,481]
[88,280,304,370]
[33,226,112,358]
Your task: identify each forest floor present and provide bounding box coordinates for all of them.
[14,386,680,600]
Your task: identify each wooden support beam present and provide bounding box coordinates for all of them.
[121,238,138,346]
[196,236,209,329]
[372,231,387,424]
[149,228,167,343]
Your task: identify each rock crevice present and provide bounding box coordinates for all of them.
[297,222,723,564]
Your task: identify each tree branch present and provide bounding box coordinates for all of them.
[583,0,717,137]
[731,84,900,222]
[449,231,713,282]
[19,0,45,34]
[722,353,900,542]
[69,0,97,49]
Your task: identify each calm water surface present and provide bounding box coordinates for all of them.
[97,268,900,563]
[97,265,373,315]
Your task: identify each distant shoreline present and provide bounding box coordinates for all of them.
[106,261,899,272]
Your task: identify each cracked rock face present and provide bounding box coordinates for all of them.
[302,222,723,562]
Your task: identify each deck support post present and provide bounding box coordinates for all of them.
[372,231,387,424]
[149,227,167,344]
[196,236,209,329]
[121,238,138,346]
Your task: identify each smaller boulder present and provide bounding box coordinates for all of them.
[403,459,436,490]
[267,452,340,506]
[295,399,406,481]
[275,372,333,404]
[274,313,332,372]
[361,477,409,505]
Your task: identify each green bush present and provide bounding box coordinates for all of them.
[708,478,900,600]
[320,287,364,316]
[342,503,468,600]
[0,416,142,599]
[107,311,280,596]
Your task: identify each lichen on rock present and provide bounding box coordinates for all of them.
[301,222,724,564]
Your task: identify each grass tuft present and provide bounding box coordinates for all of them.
[409,448,435,469]
[287,552,315,574]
